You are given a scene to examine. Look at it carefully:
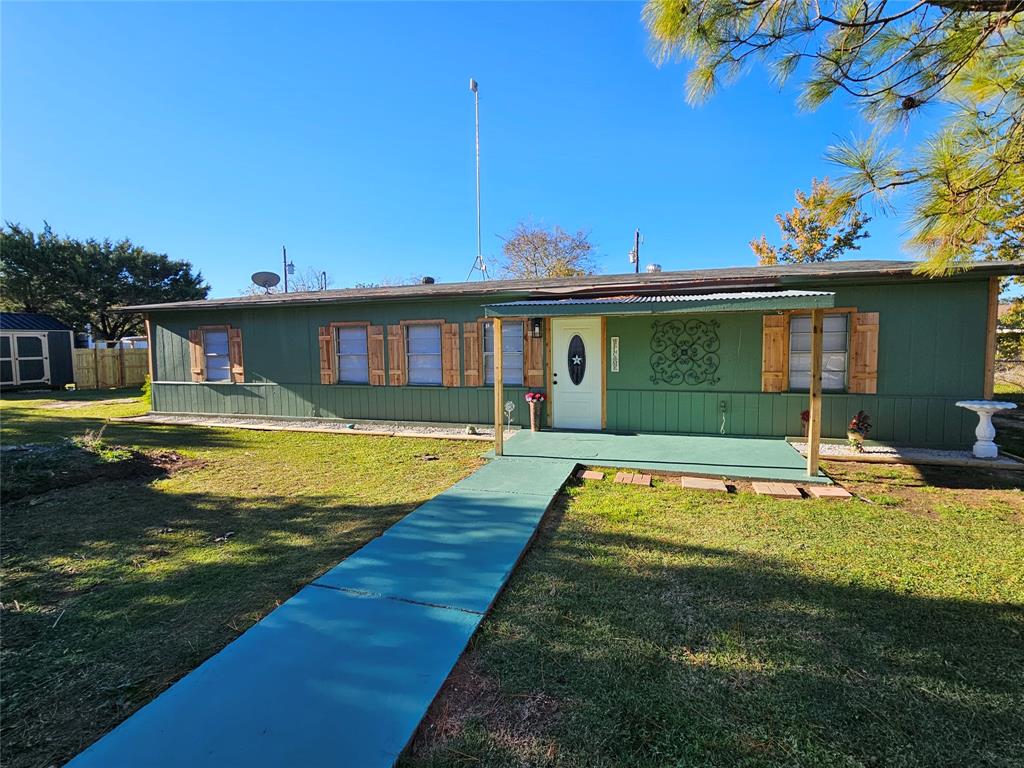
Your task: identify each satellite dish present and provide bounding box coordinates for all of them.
[251,271,281,293]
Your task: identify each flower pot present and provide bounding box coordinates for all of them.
[847,431,865,452]
[528,401,541,432]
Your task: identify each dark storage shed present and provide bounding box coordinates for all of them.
[0,312,75,389]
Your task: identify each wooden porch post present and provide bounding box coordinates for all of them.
[493,317,504,456]
[983,276,998,399]
[807,308,823,476]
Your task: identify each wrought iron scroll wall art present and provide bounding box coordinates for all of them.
[649,318,722,386]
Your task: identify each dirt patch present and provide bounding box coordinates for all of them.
[822,460,1023,517]
[1,444,203,501]
[38,397,139,410]
[408,651,562,762]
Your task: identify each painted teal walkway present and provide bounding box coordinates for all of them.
[496,430,831,484]
[67,456,577,768]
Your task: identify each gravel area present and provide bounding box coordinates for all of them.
[121,413,511,440]
[792,441,1021,466]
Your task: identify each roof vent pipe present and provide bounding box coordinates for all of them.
[646,264,662,273]
[421,276,436,284]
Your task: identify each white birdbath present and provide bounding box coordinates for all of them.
[956,400,1017,459]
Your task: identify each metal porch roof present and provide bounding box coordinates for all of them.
[483,289,835,317]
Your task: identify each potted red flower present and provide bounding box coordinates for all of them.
[524,391,546,432]
[847,410,872,452]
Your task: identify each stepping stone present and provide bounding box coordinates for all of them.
[806,485,853,500]
[631,474,652,486]
[751,482,803,499]
[680,476,729,493]
[576,469,605,481]
[614,471,634,484]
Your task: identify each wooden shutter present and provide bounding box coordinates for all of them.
[228,327,245,383]
[318,326,335,384]
[442,323,461,387]
[524,324,544,387]
[463,321,482,386]
[188,329,204,382]
[387,325,406,386]
[849,311,879,394]
[761,314,788,393]
[368,325,386,385]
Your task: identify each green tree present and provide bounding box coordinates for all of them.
[979,188,1024,268]
[644,0,1024,274]
[0,222,209,342]
[0,223,67,313]
[499,221,598,278]
[998,299,1024,360]
[751,178,871,265]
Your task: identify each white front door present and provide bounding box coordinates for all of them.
[551,317,602,430]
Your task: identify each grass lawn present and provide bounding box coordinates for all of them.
[407,463,1024,768]
[0,389,484,768]
[993,392,1024,457]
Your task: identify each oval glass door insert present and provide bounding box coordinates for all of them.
[567,334,586,385]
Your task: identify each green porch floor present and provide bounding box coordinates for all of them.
[495,430,832,484]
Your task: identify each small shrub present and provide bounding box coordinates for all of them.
[70,427,133,463]
[141,375,152,409]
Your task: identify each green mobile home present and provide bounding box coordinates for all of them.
[127,260,1018,452]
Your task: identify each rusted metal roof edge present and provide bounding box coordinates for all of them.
[116,259,1024,313]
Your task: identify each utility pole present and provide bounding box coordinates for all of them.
[629,229,641,273]
[282,246,294,293]
[467,78,487,280]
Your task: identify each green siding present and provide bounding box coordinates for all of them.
[151,383,531,426]
[150,279,990,446]
[603,280,989,446]
[150,297,534,426]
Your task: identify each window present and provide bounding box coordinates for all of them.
[203,329,231,382]
[0,336,13,385]
[406,324,442,385]
[483,321,524,385]
[789,314,848,391]
[336,325,369,384]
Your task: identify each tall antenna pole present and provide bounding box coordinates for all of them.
[467,78,486,280]
[282,246,289,293]
[634,229,641,274]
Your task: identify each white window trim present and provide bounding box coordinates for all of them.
[336,325,370,384]
[405,323,443,386]
[202,328,231,383]
[788,313,849,392]
[482,320,525,386]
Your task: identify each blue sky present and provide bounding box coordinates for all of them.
[3,1,935,298]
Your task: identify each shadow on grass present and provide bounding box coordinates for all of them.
[1,478,427,768]
[824,457,1024,492]
[408,496,1024,768]
[0,408,244,450]
[1,387,143,403]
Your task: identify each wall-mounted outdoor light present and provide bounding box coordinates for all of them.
[530,318,543,338]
